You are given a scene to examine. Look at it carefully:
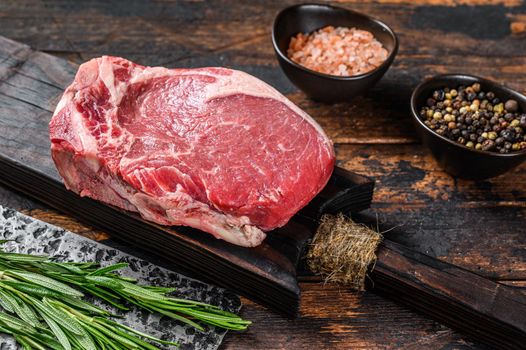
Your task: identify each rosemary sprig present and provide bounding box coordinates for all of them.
[0,246,250,331]
[0,284,179,349]
[0,242,250,349]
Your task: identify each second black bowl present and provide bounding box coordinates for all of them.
[410,74,526,180]
[272,3,398,102]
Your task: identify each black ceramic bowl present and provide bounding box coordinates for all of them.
[272,3,398,102]
[410,74,526,180]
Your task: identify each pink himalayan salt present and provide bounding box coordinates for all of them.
[287,26,388,77]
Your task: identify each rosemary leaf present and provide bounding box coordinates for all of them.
[8,271,83,298]
[0,289,16,313]
[85,275,124,289]
[39,311,72,350]
[88,262,129,276]
[0,252,48,262]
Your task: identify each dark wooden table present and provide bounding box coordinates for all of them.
[1,1,525,348]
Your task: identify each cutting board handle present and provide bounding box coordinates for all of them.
[299,166,375,221]
[373,240,526,349]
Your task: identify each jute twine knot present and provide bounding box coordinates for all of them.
[306,213,383,291]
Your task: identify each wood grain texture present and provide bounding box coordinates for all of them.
[223,285,491,350]
[0,0,525,349]
[371,240,526,349]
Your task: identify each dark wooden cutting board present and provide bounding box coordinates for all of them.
[0,36,374,317]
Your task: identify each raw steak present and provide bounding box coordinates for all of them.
[49,56,335,247]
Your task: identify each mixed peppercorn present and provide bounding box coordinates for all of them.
[419,82,526,153]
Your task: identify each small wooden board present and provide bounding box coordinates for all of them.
[0,36,374,317]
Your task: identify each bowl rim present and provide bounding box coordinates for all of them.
[271,3,399,81]
[410,73,526,158]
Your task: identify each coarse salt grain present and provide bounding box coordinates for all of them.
[287,26,389,77]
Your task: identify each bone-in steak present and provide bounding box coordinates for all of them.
[49,56,335,247]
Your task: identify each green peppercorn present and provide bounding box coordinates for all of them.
[494,103,504,114]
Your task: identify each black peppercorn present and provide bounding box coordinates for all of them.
[500,129,515,141]
[481,139,495,151]
[432,90,445,101]
[426,98,435,107]
[419,83,524,154]
[505,99,519,113]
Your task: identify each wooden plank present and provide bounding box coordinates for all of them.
[222,284,491,350]
[335,144,526,279]
[2,1,525,145]
[371,240,526,349]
